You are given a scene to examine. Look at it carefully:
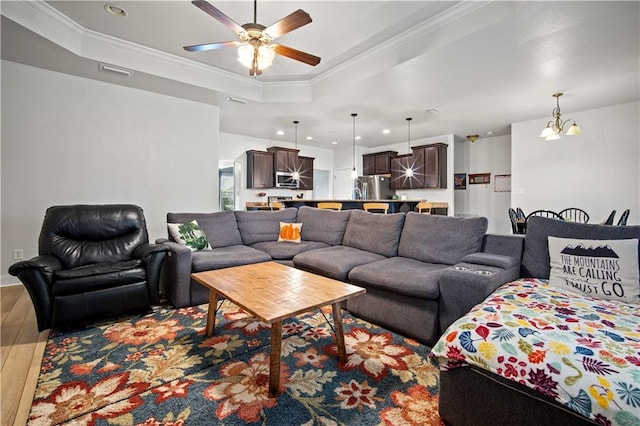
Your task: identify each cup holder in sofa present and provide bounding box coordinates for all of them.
[453,266,469,271]
[475,270,493,275]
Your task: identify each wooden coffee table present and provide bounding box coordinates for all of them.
[191,262,365,397]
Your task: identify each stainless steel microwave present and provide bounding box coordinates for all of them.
[275,171,299,189]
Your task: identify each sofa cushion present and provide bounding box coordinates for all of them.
[167,211,242,248]
[53,259,146,296]
[521,216,640,279]
[190,245,271,272]
[293,246,386,281]
[296,206,352,245]
[167,220,211,251]
[348,257,446,299]
[235,208,298,245]
[342,210,405,257]
[398,213,488,265]
[251,240,330,260]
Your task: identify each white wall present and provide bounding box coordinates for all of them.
[1,60,220,283]
[512,101,639,225]
[454,135,512,233]
[218,132,335,206]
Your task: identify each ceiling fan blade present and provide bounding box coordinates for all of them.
[183,41,241,52]
[264,9,312,38]
[274,44,321,66]
[192,0,245,34]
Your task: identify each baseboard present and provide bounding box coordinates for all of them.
[1,274,21,287]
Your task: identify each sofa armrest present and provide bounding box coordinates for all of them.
[438,262,520,335]
[158,240,194,307]
[461,252,519,270]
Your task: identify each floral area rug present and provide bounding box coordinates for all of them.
[30,302,442,425]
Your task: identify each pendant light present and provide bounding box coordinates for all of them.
[292,120,300,180]
[404,117,414,178]
[350,113,358,179]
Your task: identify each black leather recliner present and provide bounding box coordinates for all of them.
[9,204,168,331]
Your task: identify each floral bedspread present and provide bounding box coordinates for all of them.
[429,278,640,425]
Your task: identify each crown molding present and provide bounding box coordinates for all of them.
[2,0,502,105]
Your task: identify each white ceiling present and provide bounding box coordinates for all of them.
[2,1,639,149]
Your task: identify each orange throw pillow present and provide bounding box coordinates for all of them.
[278,222,302,243]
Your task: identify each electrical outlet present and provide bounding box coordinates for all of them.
[12,249,23,260]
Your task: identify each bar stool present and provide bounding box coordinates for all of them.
[317,202,343,211]
[363,202,389,214]
[417,201,433,214]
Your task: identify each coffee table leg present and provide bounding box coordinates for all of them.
[205,291,218,337]
[332,303,347,363]
[268,321,282,398]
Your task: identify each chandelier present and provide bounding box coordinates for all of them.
[350,113,358,179]
[540,93,581,140]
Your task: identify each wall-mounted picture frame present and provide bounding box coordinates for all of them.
[494,174,511,192]
[469,173,491,184]
[454,173,467,190]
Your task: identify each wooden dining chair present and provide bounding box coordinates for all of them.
[617,209,630,226]
[526,209,563,220]
[559,207,590,223]
[508,208,519,234]
[270,202,284,210]
[317,202,343,211]
[417,201,433,214]
[602,210,617,225]
[363,202,389,214]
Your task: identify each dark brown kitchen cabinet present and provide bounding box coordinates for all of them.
[267,147,300,173]
[419,143,448,188]
[297,156,314,190]
[362,151,397,175]
[246,150,274,189]
[390,150,425,189]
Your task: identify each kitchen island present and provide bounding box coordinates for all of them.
[282,200,448,215]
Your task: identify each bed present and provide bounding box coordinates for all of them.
[429,277,640,426]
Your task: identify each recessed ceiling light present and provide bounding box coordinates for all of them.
[355,136,362,140]
[486,131,494,135]
[331,141,338,145]
[104,4,127,17]
[425,108,440,115]
[382,129,391,135]
[276,130,284,136]
[306,136,313,140]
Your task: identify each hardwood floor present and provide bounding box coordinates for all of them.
[1,285,49,425]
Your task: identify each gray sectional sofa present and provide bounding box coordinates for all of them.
[158,206,524,345]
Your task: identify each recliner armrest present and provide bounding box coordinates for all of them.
[9,255,61,279]
[133,243,169,260]
[133,243,169,305]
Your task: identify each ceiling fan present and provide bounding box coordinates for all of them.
[184,0,321,77]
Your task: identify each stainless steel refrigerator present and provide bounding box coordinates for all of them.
[354,175,394,200]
